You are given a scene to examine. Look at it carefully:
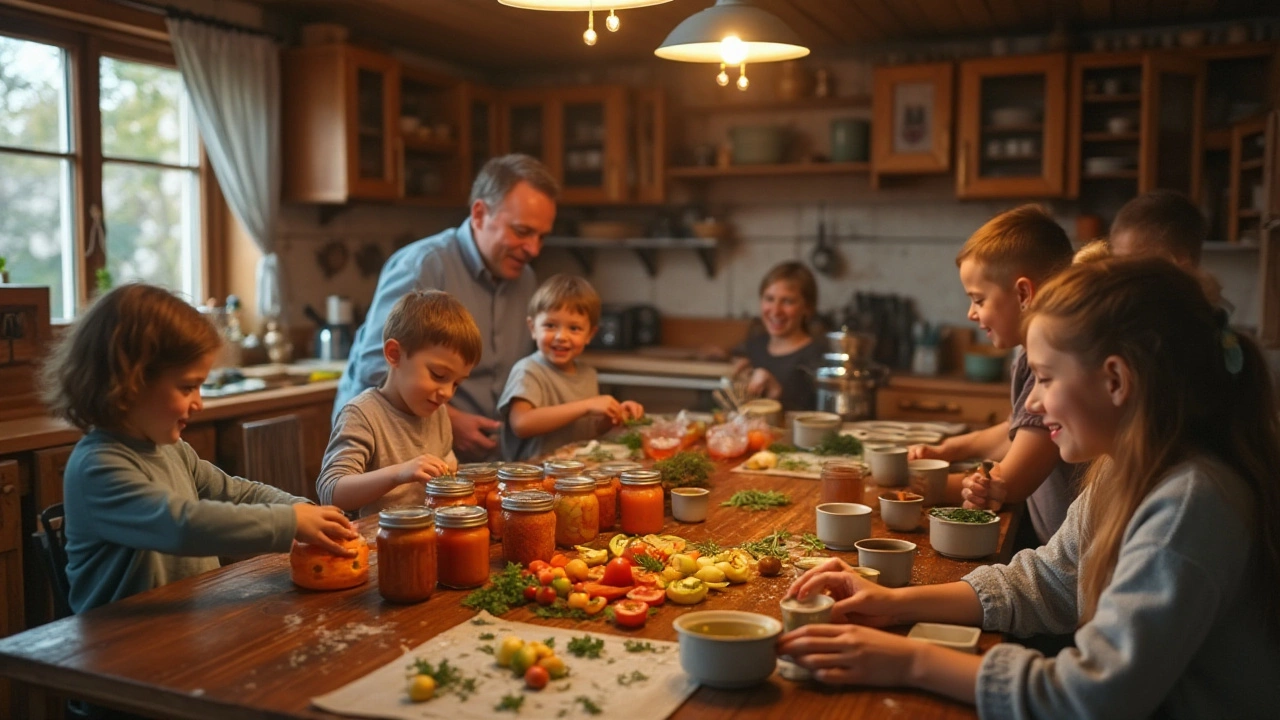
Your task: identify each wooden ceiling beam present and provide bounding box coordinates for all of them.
[953,0,996,34]
[905,0,968,36]
[757,1,849,45]
[982,0,1029,30]
[847,0,913,40]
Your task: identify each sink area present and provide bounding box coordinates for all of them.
[203,360,346,399]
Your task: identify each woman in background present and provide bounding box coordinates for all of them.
[731,262,825,412]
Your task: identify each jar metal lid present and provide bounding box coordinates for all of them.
[585,469,614,486]
[501,489,556,512]
[553,475,596,493]
[426,478,476,497]
[598,461,643,475]
[379,507,435,529]
[498,463,544,482]
[620,469,662,486]
[457,463,500,481]
[544,459,586,477]
[434,505,488,529]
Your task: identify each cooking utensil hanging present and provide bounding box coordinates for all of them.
[809,202,841,276]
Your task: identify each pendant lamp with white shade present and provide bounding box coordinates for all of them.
[498,0,673,46]
[655,0,809,90]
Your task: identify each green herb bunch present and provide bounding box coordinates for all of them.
[812,432,862,457]
[721,490,791,511]
[460,562,534,616]
[654,451,715,489]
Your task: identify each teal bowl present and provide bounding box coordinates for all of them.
[964,351,1007,383]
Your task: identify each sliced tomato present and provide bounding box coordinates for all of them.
[601,557,635,587]
[550,554,569,568]
[631,570,660,586]
[622,542,661,566]
[582,583,632,602]
[613,599,650,628]
[583,597,608,614]
[626,586,666,606]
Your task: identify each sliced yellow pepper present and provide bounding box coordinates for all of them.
[665,577,708,605]
[574,546,609,567]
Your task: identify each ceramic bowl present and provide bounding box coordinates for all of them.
[929,507,1001,559]
[671,487,710,523]
[815,502,872,551]
[865,444,909,486]
[964,349,1007,383]
[674,611,783,688]
[878,491,923,531]
[907,623,981,653]
[792,412,842,449]
[855,538,916,588]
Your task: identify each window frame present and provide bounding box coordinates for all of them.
[0,5,224,317]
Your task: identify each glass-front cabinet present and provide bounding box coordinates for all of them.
[956,54,1067,199]
[557,86,627,204]
[398,69,462,205]
[503,91,555,171]
[459,83,500,195]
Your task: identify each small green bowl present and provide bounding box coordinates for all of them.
[964,350,1007,383]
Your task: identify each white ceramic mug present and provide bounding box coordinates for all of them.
[815,503,872,551]
[908,459,950,506]
[793,412,841,449]
[671,487,710,523]
[855,538,917,588]
[865,445,909,486]
[878,492,923,531]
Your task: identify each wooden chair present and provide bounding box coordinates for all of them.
[34,502,73,621]
[241,414,314,502]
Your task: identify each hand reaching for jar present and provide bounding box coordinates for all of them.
[393,453,451,486]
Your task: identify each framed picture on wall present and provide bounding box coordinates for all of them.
[872,62,954,185]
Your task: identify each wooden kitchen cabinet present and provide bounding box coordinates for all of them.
[502,89,558,174]
[283,43,402,203]
[215,400,332,502]
[876,376,1008,429]
[556,85,628,204]
[397,68,464,206]
[459,82,500,197]
[1228,117,1268,244]
[956,54,1067,199]
[182,422,218,464]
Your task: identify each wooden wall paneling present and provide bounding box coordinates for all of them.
[766,1,851,44]
[1077,0,1114,24]
[0,461,21,556]
[876,0,938,37]
[843,0,911,39]
[0,286,53,423]
[181,423,217,465]
[980,0,1027,30]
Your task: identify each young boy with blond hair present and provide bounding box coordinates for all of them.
[318,290,482,517]
[909,204,1079,544]
[499,274,643,461]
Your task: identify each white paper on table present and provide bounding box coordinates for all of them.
[311,611,697,720]
[730,452,861,480]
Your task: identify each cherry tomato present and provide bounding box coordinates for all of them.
[523,585,539,601]
[550,554,569,568]
[567,592,590,610]
[601,557,634,587]
[535,585,558,606]
[527,560,551,574]
[537,569,556,586]
[551,577,574,598]
[612,599,650,628]
[626,586,666,606]
[524,665,550,690]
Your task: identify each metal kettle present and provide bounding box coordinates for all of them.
[304,304,353,362]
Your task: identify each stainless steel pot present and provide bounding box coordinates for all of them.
[825,331,877,364]
[815,365,888,421]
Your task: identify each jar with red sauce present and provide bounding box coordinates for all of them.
[619,469,665,535]
[501,490,556,566]
[543,459,586,493]
[457,463,500,537]
[425,478,477,509]
[376,507,437,603]
[586,468,617,531]
[493,463,544,540]
[434,505,491,589]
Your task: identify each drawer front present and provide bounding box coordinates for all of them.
[877,388,1009,428]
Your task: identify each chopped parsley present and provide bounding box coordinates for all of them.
[929,507,998,523]
[623,640,661,653]
[721,489,791,511]
[575,696,603,715]
[410,659,477,701]
[495,694,525,713]
[812,432,862,457]
[566,635,605,659]
[617,670,649,686]
[767,442,798,454]
[478,632,495,640]
[654,451,715,488]
[461,562,534,616]
[618,431,642,452]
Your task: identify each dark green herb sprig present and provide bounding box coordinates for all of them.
[533,602,600,621]
[470,617,494,626]
[799,533,825,553]
[575,696,603,715]
[655,451,715,488]
[495,694,525,713]
[929,507,998,523]
[566,635,605,658]
[623,640,663,653]
[690,539,722,556]
[461,562,534,616]
[617,670,649,686]
[478,632,495,640]
[777,457,812,472]
[617,431,643,453]
[632,553,665,572]
[585,446,615,462]
[623,415,655,427]
[767,441,798,454]
[478,644,494,655]
[739,529,793,559]
[812,432,862,457]
[543,637,555,649]
[721,489,791,511]
[410,659,477,700]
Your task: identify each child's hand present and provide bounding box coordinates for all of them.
[393,454,451,485]
[746,367,782,400]
[907,443,948,462]
[961,464,1007,511]
[583,395,625,423]
[620,400,645,420]
[293,504,358,556]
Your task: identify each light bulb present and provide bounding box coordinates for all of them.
[720,35,747,66]
[606,10,620,32]
[716,62,729,86]
[737,73,749,91]
[583,11,597,46]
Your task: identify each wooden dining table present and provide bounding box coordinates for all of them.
[0,458,1019,720]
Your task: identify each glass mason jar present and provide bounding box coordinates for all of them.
[501,490,557,566]
[425,478,477,509]
[457,463,500,538]
[553,475,600,547]
[434,505,491,589]
[543,459,586,493]
[586,468,617,531]
[619,469,665,535]
[377,507,437,603]
[598,461,641,504]
[493,463,545,541]
[820,460,868,505]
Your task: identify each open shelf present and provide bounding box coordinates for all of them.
[667,161,869,179]
[982,124,1043,134]
[1083,93,1141,103]
[1241,158,1265,171]
[683,96,870,114]
[402,137,458,154]
[1082,170,1139,180]
[543,236,719,277]
[1082,132,1140,142]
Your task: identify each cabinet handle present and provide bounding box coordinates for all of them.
[898,399,961,414]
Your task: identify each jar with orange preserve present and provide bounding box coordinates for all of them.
[493,464,544,540]
[553,476,599,546]
[377,508,437,603]
[587,468,617,530]
[501,490,557,566]
[820,460,868,505]
[425,478,477,509]
[434,505,491,589]
[543,459,586,492]
[598,461,640,500]
[619,469,665,535]
[457,463,500,538]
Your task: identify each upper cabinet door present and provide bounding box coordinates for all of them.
[502,91,559,179]
[345,46,401,200]
[957,54,1067,199]
[459,83,500,195]
[1139,53,1205,200]
[631,87,666,204]
[557,86,628,204]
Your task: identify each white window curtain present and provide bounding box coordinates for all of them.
[166,16,282,322]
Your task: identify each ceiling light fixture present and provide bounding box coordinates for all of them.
[498,0,673,46]
[654,0,809,90]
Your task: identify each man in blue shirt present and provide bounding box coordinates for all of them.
[334,154,559,460]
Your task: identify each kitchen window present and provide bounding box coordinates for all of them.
[0,23,207,320]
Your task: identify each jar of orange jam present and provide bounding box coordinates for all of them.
[619,469,665,535]
[598,461,640,503]
[586,468,617,530]
[434,505,491,589]
[457,463,500,538]
[501,490,556,566]
[493,464,544,541]
[426,478,477,509]
[543,459,586,493]
[553,476,600,547]
[376,508,437,603]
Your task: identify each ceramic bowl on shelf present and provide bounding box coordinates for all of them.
[989,107,1037,127]
[1084,156,1132,175]
[1107,117,1134,134]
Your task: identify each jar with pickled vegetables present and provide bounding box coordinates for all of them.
[493,464,544,540]
[543,459,586,492]
[377,508,437,603]
[587,468,617,530]
[457,464,500,538]
[434,505,491,589]
[619,469,665,535]
[553,476,599,546]
[820,460,868,505]
[501,490,557,566]
[425,478,477,509]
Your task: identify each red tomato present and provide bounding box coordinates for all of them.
[537,569,556,586]
[582,583,631,602]
[601,557,635,587]
[549,554,569,568]
[613,599,650,628]
[524,665,550,690]
[626,586,665,606]
[523,585,539,601]
[535,586,558,606]
[527,560,551,574]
